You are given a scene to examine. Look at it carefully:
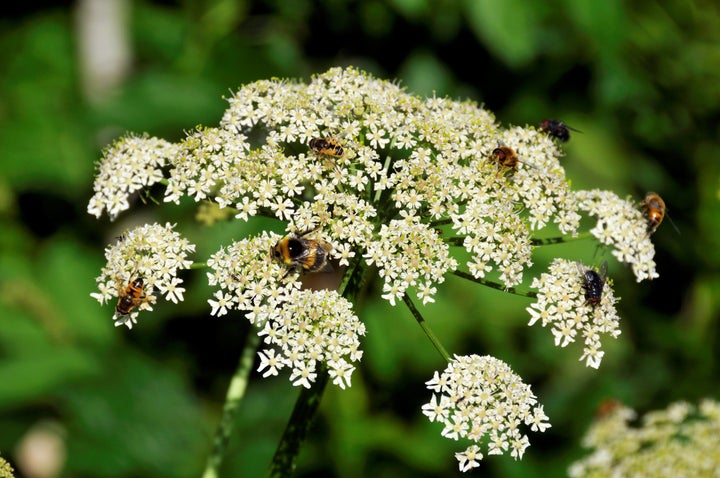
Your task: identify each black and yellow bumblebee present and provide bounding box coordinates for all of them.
[272,231,333,278]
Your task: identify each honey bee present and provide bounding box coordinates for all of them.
[578,261,608,307]
[538,119,581,142]
[272,231,333,278]
[641,192,666,235]
[115,276,152,317]
[489,145,519,170]
[309,137,344,158]
[488,144,539,174]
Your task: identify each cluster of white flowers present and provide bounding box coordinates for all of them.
[87,67,657,303]
[206,232,364,389]
[527,258,621,369]
[86,67,669,470]
[422,354,551,472]
[569,399,720,477]
[90,223,195,328]
[88,134,179,220]
[364,215,457,305]
[575,189,658,282]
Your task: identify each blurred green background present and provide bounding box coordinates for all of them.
[1,0,719,476]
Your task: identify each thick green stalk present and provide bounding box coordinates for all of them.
[267,257,366,477]
[202,329,260,478]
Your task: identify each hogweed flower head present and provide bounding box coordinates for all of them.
[90,223,195,328]
[527,258,621,369]
[569,399,720,477]
[86,66,667,473]
[422,354,551,472]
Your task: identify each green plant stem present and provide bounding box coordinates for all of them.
[402,294,451,362]
[267,258,366,478]
[202,329,260,478]
[530,231,593,246]
[452,270,538,298]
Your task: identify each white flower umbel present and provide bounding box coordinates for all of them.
[91,223,195,328]
[575,189,658,282]
[364,214,457,305]
[88,134,179,220]
[527,258,621,369]
[569,399,720,478]
[422,354,551,472]
[206,232,365,389]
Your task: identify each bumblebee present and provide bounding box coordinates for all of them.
[578,261,608,307]
[272,231,333,277]
[309,137,344,158]
[642,192,666,235]
[538,119,581,142]
[115,276,152,317]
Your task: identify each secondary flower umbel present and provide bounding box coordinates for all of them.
[422,354,551,472]
[91,222,195,328]
[569,399,720,477]
[527,258,621,369]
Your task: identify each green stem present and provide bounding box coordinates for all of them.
[530,231,593,246]
[190,262,207,269]
[202,329,260,478]
[428,218,453,227]
[267,258,366,477]
[402,294,451,362]
[452,270,538,298]
[267,364,330,478]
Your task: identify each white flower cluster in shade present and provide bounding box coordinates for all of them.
[206,232,364,389]
[422,354,551,472]
[569,399,720,477]
[527,258,621,369]
[88,135,179,220]
[576,189,658,282]
[90,223,195,328]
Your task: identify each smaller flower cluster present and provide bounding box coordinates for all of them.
[422,354,551,472]
[527,258,621,369]
[257,289,365,389]
[88,134,179,220]
[364,215,457,305]
[206,232,365,389]
[575,189,657,282]
[91,223,195,328]
[569,399,720,477]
